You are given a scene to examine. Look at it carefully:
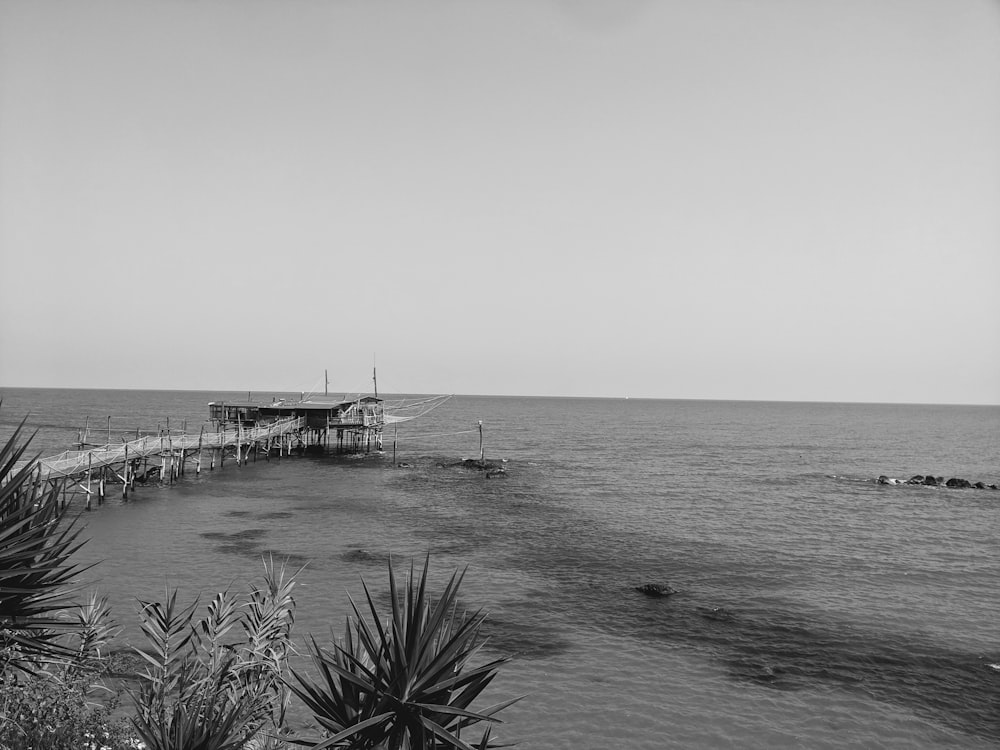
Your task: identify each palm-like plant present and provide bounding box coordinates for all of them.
[287,557,519,750]
[130,557,300,750]
[0,413,90,676]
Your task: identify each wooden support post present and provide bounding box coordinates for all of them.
[107,416,112,447]
[86,453,93,503]
[159,433,166,484]
[479,420,484,464]
[197,427,204,474]
[122,445,129,500]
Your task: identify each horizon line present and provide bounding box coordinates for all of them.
[1,384,997,409]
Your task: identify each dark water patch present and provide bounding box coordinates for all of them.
[696,606,737,623]
[479,614,572,660]
[626,595,1000,741]
[340,548,390,566]
[471,486,1000,742]
[257,549,311,568]
[725,656,796,689]
[224,528,268,541]
[224,510,253,518]
[217,542,263,557]
[201,528,270,557]
[255,511,295,520]
[427,541,478,558]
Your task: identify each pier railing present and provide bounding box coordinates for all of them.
[19,417,307,481]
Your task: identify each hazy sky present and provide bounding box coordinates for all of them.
[2,0,998,404]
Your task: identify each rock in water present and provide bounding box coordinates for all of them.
[635,583,677,597]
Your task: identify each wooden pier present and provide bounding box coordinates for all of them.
[18,416,314,511]
[8,392,452,512]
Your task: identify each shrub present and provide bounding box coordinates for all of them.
[0,662,138,750]
[129,557,299,750]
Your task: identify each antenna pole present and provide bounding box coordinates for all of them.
[373,360,378,399]
[478,420,484,464]
[325,369,329,397]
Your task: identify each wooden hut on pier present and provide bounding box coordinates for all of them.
[208,397,385,453]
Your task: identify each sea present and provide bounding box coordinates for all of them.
[1,387,998,749]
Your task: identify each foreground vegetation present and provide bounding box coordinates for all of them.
[0,411,518,749]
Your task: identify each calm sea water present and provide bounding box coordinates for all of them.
[1,388,999,749]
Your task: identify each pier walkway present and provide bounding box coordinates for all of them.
[17,416,310,510]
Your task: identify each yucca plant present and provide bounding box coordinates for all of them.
[0,413,90,676]
[287,556,519,750]
[130,557,300,750]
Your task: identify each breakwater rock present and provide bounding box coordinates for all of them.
[876,475,998,490]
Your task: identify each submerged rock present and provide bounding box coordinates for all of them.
[634,583,677,597]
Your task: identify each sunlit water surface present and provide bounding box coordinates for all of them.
[2,389,998,748]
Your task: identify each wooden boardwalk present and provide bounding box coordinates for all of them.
[18,416,309,510]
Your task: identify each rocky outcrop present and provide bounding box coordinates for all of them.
[634,583,677,597]
[876,475,998,490]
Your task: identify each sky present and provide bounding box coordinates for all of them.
[1,0,998,404]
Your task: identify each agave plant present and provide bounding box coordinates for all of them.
[130,557,300,750]
[287,556,519,750]
[0,412,90,676]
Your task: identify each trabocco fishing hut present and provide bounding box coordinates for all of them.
[208,396,386,454]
